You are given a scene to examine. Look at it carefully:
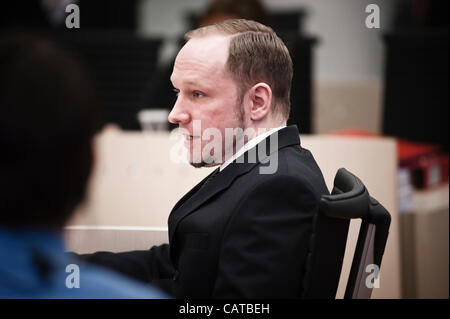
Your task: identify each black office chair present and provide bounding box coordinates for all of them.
[302,168,391,299]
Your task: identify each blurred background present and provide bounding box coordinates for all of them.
[1,0,448,298]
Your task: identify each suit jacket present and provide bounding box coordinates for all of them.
[81,125,329,298]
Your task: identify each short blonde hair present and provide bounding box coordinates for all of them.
[185,19,293,120]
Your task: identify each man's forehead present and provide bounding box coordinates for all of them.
[181,35,230,59]
[172,35,231,78]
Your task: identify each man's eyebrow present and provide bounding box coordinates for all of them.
[184,80,199,86]
[170,73,215,90]
[185,80,214,91]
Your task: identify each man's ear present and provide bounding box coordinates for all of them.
[248,83,272,121]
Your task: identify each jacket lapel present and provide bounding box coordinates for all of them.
[167,160,256,244]
[167,125,301,245]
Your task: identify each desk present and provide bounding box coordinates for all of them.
[400,183,449,298]
[65,130,401,298]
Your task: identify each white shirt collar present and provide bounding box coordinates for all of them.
[219,126,286,172]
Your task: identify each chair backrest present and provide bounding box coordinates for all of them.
[302,168,391,299]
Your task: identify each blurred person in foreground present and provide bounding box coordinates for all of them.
[79,19,330,298]
[0,31,168,299]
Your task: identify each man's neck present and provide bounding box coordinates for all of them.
[219,125,286,171]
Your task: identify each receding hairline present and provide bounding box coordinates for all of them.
[184,18,276,40]
[173,34,233,80]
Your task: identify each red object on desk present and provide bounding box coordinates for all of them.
[331,128,449,189]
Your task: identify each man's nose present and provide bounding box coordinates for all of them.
[168,98,190,125]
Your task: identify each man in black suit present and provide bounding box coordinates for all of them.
[80,19,329,298]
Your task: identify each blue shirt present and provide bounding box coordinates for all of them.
[0,227,170,299]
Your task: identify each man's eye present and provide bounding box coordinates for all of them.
[193,91,205,98]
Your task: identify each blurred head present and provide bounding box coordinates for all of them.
[0,31,99,229]
[168,19,293,167]
[197,0,269,27]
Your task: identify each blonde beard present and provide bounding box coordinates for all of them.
[189,101,245,168]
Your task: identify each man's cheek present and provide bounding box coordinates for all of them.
[201,127,224,164]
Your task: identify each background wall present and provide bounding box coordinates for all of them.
[137,0,396,81]
[136,0,397,133]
